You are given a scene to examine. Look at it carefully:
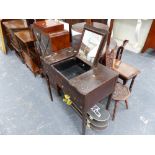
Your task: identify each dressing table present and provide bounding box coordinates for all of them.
[44,25,118,134]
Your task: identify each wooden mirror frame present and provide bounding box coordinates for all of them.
[78,24,108,67]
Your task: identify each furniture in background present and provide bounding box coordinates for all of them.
[64,19,108,43]
[72,21,109,33]
[64,19,109,51]
[142,19,155,52]
[67,19,117,64]
[112,83,130,120]
[2,20,29,62]
[105,39,129,69]
[32,20,70,56]
[15,29,40,76]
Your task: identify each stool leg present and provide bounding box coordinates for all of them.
[125,100,128,109]
[112,101,119,121]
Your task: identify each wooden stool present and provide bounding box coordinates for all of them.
[112,83,130,120]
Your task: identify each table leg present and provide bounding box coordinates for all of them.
[129,76,137,92]
[82,108,86,135]
[45,74,53,101]
[106,94,113,110]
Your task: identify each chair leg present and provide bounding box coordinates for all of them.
[112,101,119,121]
[125,100,128,109]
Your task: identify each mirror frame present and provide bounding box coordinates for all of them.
[77,24,108,67]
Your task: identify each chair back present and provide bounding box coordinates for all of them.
[105,49,116,69]
[116,40,129,60]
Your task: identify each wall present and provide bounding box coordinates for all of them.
[112,19,153,53]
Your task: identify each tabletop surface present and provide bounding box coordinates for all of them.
[113,62,140,80]
[3,20,28,29]
[69,64,118,95]
[15,29,34,43]
[42,47,77,65]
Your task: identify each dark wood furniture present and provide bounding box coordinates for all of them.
[64,19,108,43]
[116,40,129,60]
[40,30,70,52]
[112,83,130,120]
[70,20,117,64]
[43,25,118,134]
[2,20,29,61]
[32,20,70,56]
[15,29,40,76]
[72,22,109,33]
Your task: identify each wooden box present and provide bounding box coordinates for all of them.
[3,20,28,51]
[32,20,66,55]
[41,30,70,53]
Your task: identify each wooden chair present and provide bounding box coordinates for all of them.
[104,39,129,66]
[116,40,129,60]
[105,48,116,69]
[112,83,130,120]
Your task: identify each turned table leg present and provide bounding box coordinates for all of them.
[112,101,119,120]
[129,76,137,92]
[82,108,86,135]
[45,74,53,101]
[106,94,113,110]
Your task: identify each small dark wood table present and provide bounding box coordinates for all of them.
[113,62,140,92]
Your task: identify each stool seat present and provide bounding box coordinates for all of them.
[112,83,130,101]
[111,83,130,120]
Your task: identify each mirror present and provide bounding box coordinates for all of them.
[78,30,103,64]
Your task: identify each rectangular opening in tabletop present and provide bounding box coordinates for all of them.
[54,57,91,79]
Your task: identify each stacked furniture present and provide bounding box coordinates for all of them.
[2,20,42,75]
[3,20,28,62]
[15,29,40,76]
[32,20,70,56]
